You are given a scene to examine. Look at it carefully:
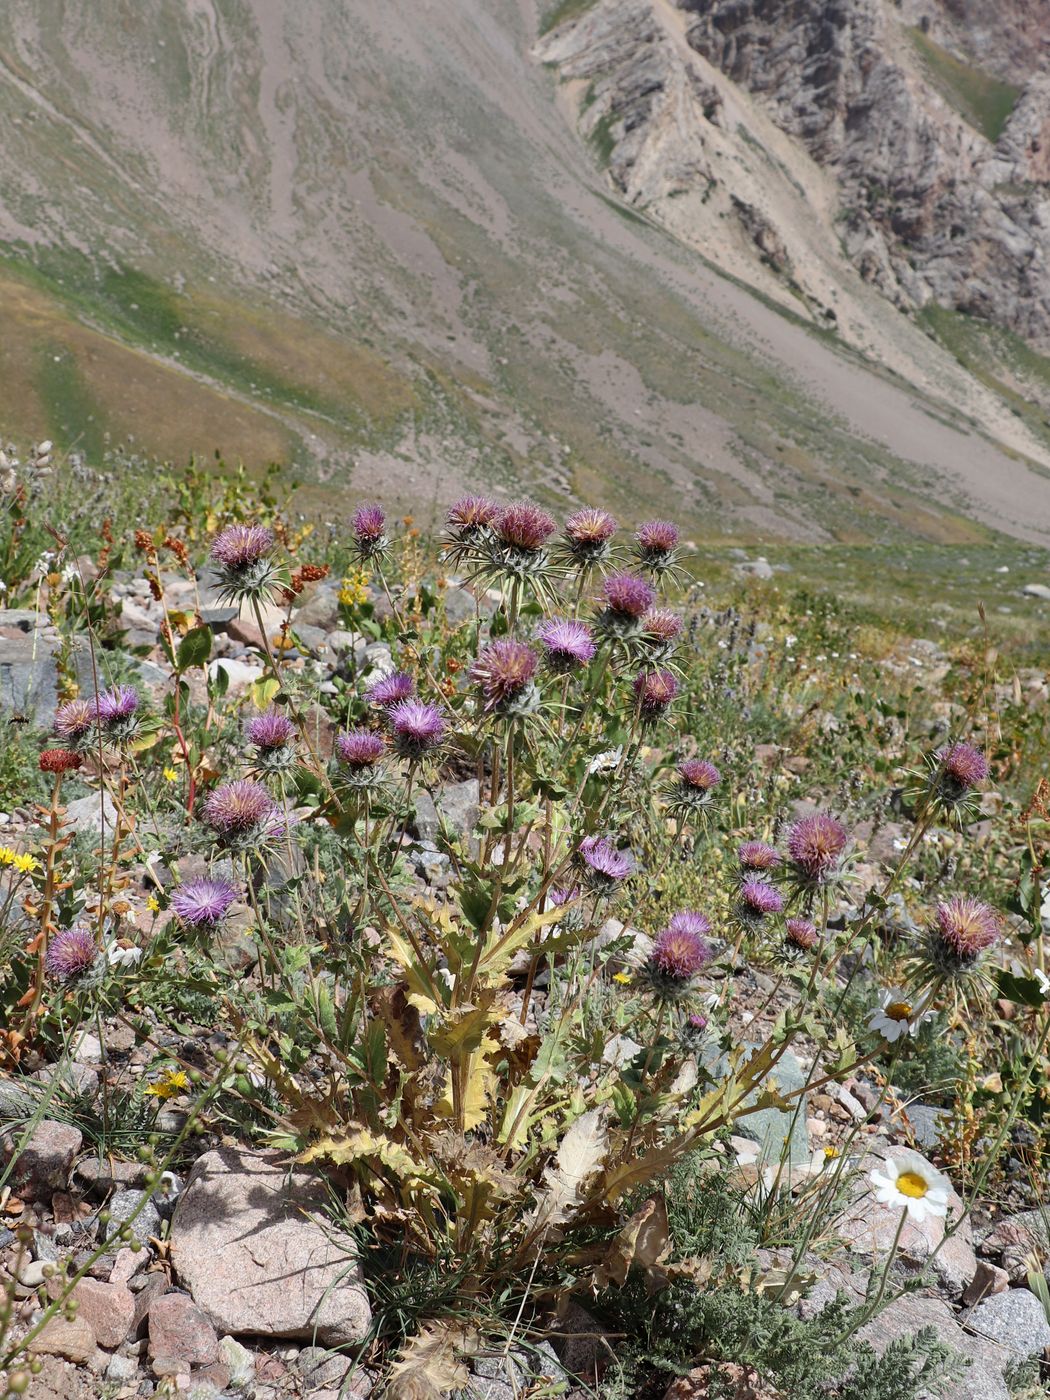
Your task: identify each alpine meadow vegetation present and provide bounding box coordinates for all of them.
[0,444,1048,1400]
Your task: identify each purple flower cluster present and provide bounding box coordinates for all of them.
[202,779,278,846]
[934,896,1002,962]
[388,700,446,759]
[603,572,655,620]
[738,878,784,923]
[95,686,140,743]
[53,698,95,747]
[738,841,781,873]
[352,505,387,558]
[337,729,387,769]
[210,524,274,570]
[472,640,539,713]
[651,922,712,980]
[494,501,557,553]
[935,742,989,801]
[564,508,617,565]
[643,609,683,646]
[367,671,415,707]
[635,520,680,569]
[579,835,632,889]
[634,668,678,721]
[786,813,848,885]
[46,926,98,982]
[246,711,296,751]
[538,618,596,672]
[679,759,721,792]
[172,877,240,929]
[785,917,819,952]
[447,495,500,535]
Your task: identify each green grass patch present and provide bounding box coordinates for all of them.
[539,0,598,36]
[907,27,1020,142]
[35,342,110,460]
[589,112,617,167]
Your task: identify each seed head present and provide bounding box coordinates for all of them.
[171,877,239,929]
[538,618,597,672]
[39,748,81,774]
[388,700,446,758]
[786,813,848,884]
[46,926,98,982]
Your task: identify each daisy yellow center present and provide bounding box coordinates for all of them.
[895,1170,929,1199]
[886,1000,913,1020]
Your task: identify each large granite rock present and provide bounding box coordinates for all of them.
[169,1148,371,1345]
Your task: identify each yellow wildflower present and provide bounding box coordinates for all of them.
[163,767,178,782]
[145,1068,191,1100]
[12,854,38,874]
[146,895,160,914]
[339,568,371,608]
[613,971,633,986]
[0,847,15,865]
[823,1145,841,1161]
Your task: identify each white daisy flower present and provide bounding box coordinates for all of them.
[869,1156,949,1223]
[867,988,931,1043]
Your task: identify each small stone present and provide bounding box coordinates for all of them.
[1021,583,1050,601]
[962,1260,1010,1307]
[965,1287,1050,1357]
[110,1246,148,1288]
[3,1119,82,1199]
[63,792,119,836]
[219,1335,256,1390]
[105,1353,140,1383]
[131,1273,170,1336]
[104,1188,162,1246]
[28,1316,97,1363]
[148,1292,219,1366]
[151,1353,191,1378]
[72,1277,136,1349]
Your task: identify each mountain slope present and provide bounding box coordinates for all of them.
[2,0,1050,544]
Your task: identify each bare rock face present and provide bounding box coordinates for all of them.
[539,0,1050,349]
[169,1148,371,1345]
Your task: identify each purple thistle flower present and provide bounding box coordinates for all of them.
[352,505,387,559]
[46,926,98,982]
[738,841,781,872]
[579,835,632,888]
[538,618,596,672]
[786,813,848,884]
[171,877,239,929]
[547,885,580,909]
[388,700,446,758]
[472,640,539,713]
[643,609,683,643]
[603,572,655,620]
[494,501,557,553]
[635,520,680,568]
[95,685,139,725]
[53,698,95,746]
[739,878,784,921]
[668,910,712,938]
[246,711,296,751]
[210,524,274,570]
[785,917,819,951]
[201,780,278,843]
[565,508,618,545]
[633,668,678,721]
[447,495,500,534]
[651,924,712,980]
[366,670,415,707]
[679,759,721,792]
[337,729,387,768]
[935,742,988,799]
[688,1013,708,1031]
[934,896,1002,962]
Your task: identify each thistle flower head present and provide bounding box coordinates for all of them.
[209,524,279,601]
[603,572,655,620]
[352,504,388,560]
[738,878,784,923]
[95,685,140,742]
[447,495,500,535]
[934,742,989,801]
[633,668,678,721]
[785,917,819,952]
[366,670,415,707]
[579,835,632,890]
[679,759,721,792]
[668,910,713,939]
[563,508,617,566]
[388,700,446,758]
[931,896,1002,970]
[46,925,98,982]
[337,729,387,768]
[642,608,683,646]
[786,813,848,885]
[210,524,274,570]
[635,519,680,571]
[537,618,597,672]
[201,780,278,849]
[651,925,712,979]
[39,748,82,774]
[246,711,296,751]
[171,877,239,929]
[738,841,781,872]
[494,501,557,553]
[472,640,540,716]
[53,698,95,747]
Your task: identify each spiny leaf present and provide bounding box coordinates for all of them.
[386,1320,479,1399]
